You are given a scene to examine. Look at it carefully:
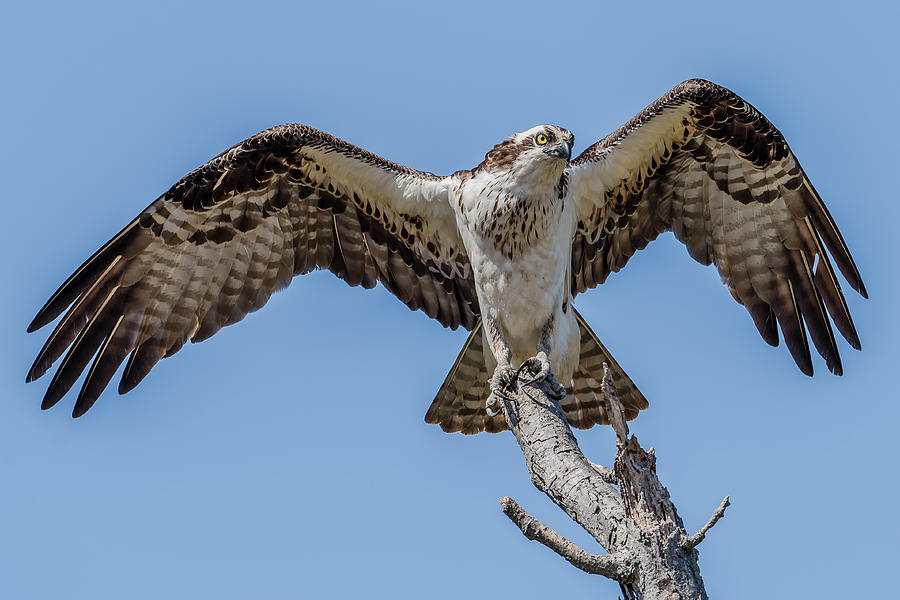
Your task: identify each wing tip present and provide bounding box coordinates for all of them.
[26,351,54,384]
[71,399,94,419]
[28,294,71,334]
[26,315,44,334]
[39,386,97,417]
[25,368,41,384]
[40,389,63,411]
[789,333,814,377]
[117,379,138,396]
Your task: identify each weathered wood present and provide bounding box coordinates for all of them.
[500,496,634,580]
[496,364,728,599]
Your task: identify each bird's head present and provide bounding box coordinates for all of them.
[478,125,574,178]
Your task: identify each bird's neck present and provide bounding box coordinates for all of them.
[468,161,565,207]
[506,159,566,198]
[459,167,566,260]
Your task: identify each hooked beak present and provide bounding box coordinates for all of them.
[545,141,571,161]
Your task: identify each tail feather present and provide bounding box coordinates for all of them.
[565,307,649,429]
[424,309,649,435]
[424,321,506,434]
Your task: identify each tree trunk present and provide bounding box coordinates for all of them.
[496,364,729,599]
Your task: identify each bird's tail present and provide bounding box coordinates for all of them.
[424,321,501,435]
[564,307,648,429]
[424,308,648,435]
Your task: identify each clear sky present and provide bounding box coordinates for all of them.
[2,1,897,598]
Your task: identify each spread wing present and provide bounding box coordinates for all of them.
[567,79,866,376]
[27,124,478,416]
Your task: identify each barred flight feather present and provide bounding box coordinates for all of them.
[29,125,478,415]
[568,79,865,377]
[28,79,866,429]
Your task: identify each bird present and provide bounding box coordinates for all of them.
[26,79,867,434]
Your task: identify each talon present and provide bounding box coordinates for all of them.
[486,364,517,417]
[517,351,551,385]
[490,364,517,395]
[517,352,566,400]
[544,372,567,400]
[485,393,503,418]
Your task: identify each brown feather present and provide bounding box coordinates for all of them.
[570,78,865,376]
[425,309,647,434]
[28,124,478,415]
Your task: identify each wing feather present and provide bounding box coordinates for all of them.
[43,287,125,410]
[28,124,478,415]
[806,219,860,349]
[568,79,865,375]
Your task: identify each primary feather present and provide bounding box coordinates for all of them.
[28,80,865,428]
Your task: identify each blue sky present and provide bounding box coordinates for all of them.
[2,1,897,598]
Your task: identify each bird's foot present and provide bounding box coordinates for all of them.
[517,351,566,400]
[486,364,517,418]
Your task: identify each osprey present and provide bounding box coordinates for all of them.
[27,79,866,433]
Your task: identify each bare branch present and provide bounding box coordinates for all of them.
[683,496,731,550]
[500,496,635,581]
[497,361,720,599]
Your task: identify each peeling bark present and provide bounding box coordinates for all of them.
[495,364,728,599]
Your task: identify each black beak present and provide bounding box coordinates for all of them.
[546,141,571,161]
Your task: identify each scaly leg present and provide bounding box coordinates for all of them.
[484,316,516,418]
[518,314,566,400]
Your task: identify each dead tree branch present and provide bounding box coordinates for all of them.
[496,363,728,599]
[500,496,635,579]
[683,497,731,551]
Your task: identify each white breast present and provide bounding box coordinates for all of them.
[451,170,580,378]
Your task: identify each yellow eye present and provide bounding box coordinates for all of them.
[535,133,549,145]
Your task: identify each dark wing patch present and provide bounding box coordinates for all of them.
[28,124,478,416]
[568,79,865,376]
